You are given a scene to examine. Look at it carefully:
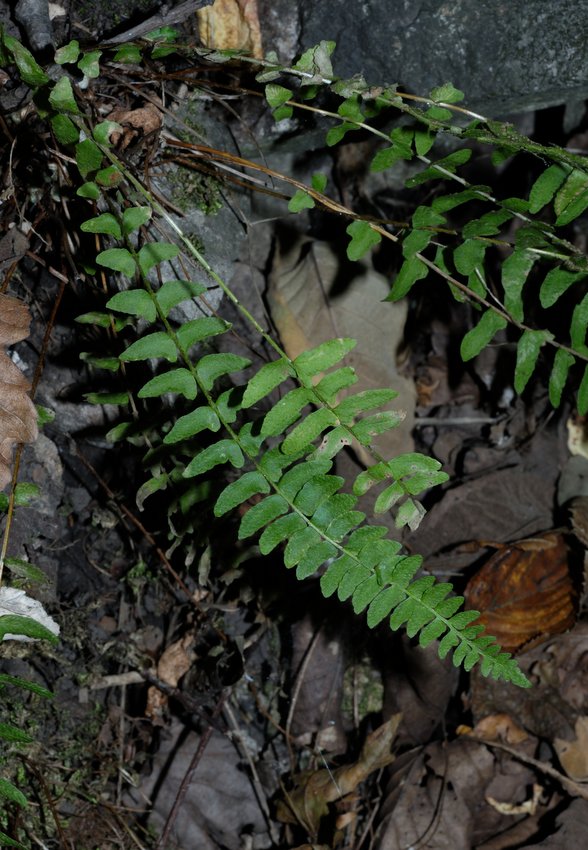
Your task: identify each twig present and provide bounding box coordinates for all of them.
[156,690,227,849]
[102,0,214,44]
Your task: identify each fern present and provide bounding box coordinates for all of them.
[0,27,545,703]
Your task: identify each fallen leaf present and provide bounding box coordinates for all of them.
[146,634,194,721]
[197,0,263,57]
[464,532,578,654]
[554,716,588,782]
[268,237,415,462]
[0,294,38,489]
[107,104,162,151]
[277,714,401,837]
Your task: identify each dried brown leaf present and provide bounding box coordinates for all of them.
[196,0,263,57]
[464,532,577,654]
[277,714,401,836]
[554,715,588,782]
[0,294,38,489]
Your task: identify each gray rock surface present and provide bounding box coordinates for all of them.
[261,0,588,116]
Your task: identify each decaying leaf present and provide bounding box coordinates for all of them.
[464,532,578,654]
[196,0,263,57]
[554,716,588,782]
[146,634,194,722]
[268,238,415,463]
[0,293,39,490]
[276,714,401,838]
[107,104,162,151]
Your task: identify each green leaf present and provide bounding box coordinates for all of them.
[346,220,382,261]
[3,558,48,585]
[261,388,312,437]
[196,353,251,391]
[463,208,513,239]
[335,389,397,423]
[176,317,230,349]
[293,39,335,81]
[138,242,179,274]
[106,289,156,322]
[81,213,122,240]
[555,169,588,226]
[122,206,152,235]
[528,164,568,213]
[294,338,356,381]
[96,165,124,187]
[284,527,322,568]
[288,190,315,212]
[214,472,271,517]
[77,49,101,78]
[242,358,294,408]
[501,249,534,323]
[120,332,178,363]
[2,34,49,86]
[113,44,143,63]
[259,513,306,554]
[281,408,338,454]
[75,138,103,176]
[96,248,136,277]
[164,408,220,443]
[50,113,79,144]
[136,474,168,510]
[84,391,129,405]
[0,779,27,808]
[145,25,179,41]
[373,481,404,513]
[0,615,58,643]
[271,104,294,122]
[406,149,472,187]
[395,498,426,530]
[429,82,464,103]
[460,310,507,361]
[238,495,289,539]
[386,256,428,300]
[296,541,338,580]
[277,459,332,500]
[76,181,101,199]
[265,83,293,108]
[155,280,207,317]
[79,352,120,371]
[549,349,575,408]
[315,367,357,403]
[366,585,407,627]
[312,172,327,192]
[453,238,488,277]
[0,722,33,743]
[183,440,244,478]
[295,474,344,515]
[571,293,588,354]
[0,673,51,697]
[54,39,80,64]
[540,268,586,308]
[91,120,120,146]
[49,76,79,113]
[352,411,404,444]
[578,364,588,415]
[138,368,197,400]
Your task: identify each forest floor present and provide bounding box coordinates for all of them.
[2,4,588,850]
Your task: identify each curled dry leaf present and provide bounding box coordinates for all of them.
[464,532,578,654]
[554,716,588,782]
[107,103,162,150]
[276,714,401,838]
[0,294,38,490]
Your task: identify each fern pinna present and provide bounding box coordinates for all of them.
[75,198,527,687]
